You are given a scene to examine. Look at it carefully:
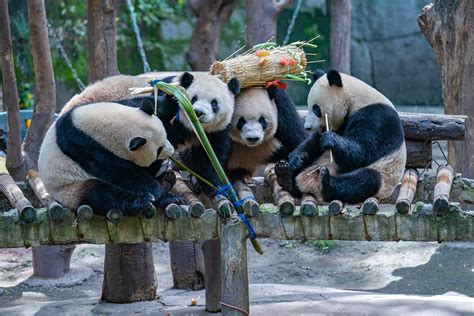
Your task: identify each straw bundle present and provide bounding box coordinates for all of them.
[210,44,308,88]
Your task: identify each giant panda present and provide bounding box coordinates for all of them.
[38,101,179,217]
[276,70,406,204]
[227,86,306,181]
[59,72,240,197]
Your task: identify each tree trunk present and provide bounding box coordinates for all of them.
[102,243,157,303]
[185,0,239,70]
[27,0,75,280]
[418,1,474,178]
[246,0,293,46]
[87,0,118,83]
[0,0,25,180]
[330,0,351,74]
[87,0,157,302]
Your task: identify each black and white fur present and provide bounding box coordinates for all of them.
[277,70,406,203]
[60,72,240,196]
[227,86,306,181]
[39,102,179,216]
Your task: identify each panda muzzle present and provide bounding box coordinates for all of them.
[158,140,175,159]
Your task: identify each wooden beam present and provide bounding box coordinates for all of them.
[406,139,432,169]
[0,203,472,248]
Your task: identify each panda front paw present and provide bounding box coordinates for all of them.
[320,131,338,151]
[288,152,306,172]
[275,160,293,192]
[157,170,177,191]
[155,194,185,208]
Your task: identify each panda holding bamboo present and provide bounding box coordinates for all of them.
[276,69,406,204]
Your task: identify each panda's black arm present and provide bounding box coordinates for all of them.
[179,128,233,196]
[287,132,324,174]
[273,90,307,153]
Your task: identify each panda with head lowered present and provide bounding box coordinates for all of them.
[39,102,178,217]
[59,72,240,197]
[227,85,306,181]
[276,69,406,204]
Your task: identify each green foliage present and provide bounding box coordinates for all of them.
[311,240,336,253]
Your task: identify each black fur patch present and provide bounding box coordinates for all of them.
[320,166,381,204]
[312,104,322,117]
[227,78,240,95]
[312,69,326,82]
[180,72,194,89]
[139,100,154,116]
[327,103,404,173]
[327,69,343,87]
[56,110,173,215]
[266,85,278,100]
[129,137,147,151]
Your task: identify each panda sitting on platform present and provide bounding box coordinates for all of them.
[227,85,306,181]
[276,69,406,204]
[60,72,240,198]
[39,102,178,217]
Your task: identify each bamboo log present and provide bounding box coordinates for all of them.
[106,209,123,225]
[406,140,432,169]
[328,200,344,216]
[300,193,318,217]
[264,164,295,216]
[76,205,93,221]
[26,170,63,221]
[233,179,259,217]
[297,110,467,141]
[433,165,454,215]
[214,196,233,218]
[164,203,184,220]
[396,169,419,214]
[171,172,205,218]
[362,197,379,215]
[0,174,36,223]
[0,203,472,248]
[220,219,249,316]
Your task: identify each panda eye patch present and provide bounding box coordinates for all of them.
[236,117,246,130]
[258,117,268,129]
[211,99,219,113]
[191,95,198,104]
[312,104,322,118]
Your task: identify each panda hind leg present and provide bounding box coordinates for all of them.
[78,179,155,216]
[320,167,381,204]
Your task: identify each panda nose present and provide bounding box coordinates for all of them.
[305,127,312,131]
[247,137,260,143]
[194,109,204,118]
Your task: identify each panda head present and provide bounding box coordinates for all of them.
[73,102,174,167]
[305,69,392,132]
[178,72,240,133]
[231,87,278,147]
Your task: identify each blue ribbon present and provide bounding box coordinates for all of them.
[238,213,257,240]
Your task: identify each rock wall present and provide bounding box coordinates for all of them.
[350,0,442,105]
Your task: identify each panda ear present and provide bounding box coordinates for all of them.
[139,99,155,116]
[312,69,326,82]
[129,137,147,151]
[327,69,343,87]
[266,85,278,100]
[227,78,240,95]
[180,72,194,89]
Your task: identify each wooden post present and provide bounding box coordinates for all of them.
[362,197,379,215]
[234,179,259,217]
[418,1,474,178]
[433,165,454,215]
[171,172,204,218]
[220,219,249,315]
[396,169,419,215]
[0,174,36,222]
[301,193,318,217]
[264,165,295,216]
[203,240,221,312]
[26,170,63,221]
[330,0,351,74]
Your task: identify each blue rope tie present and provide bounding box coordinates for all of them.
[149,79,159,86]
[175,108,180,122]
[216,183,233,198]
[238,213,257,240]
[233,196,256,209]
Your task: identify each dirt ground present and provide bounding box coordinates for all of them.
[0,239,473,314]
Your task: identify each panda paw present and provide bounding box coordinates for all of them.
[155,194,185,208]
[157,170,177,191]
[319,166,332,201]
[275,160,293,192]
[320,131,338,151]
[288,152,306,172]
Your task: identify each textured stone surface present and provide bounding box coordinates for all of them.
[350,0,442,105]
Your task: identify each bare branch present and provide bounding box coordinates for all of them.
[0,0,25,180]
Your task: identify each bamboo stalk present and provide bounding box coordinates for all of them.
[26,170,63,221]
[170,172,205,218]
[264,164,295,216]
[0,174,36,223]
[433,165,454,215]
[325,113,333,162]
[395,169,419,215]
